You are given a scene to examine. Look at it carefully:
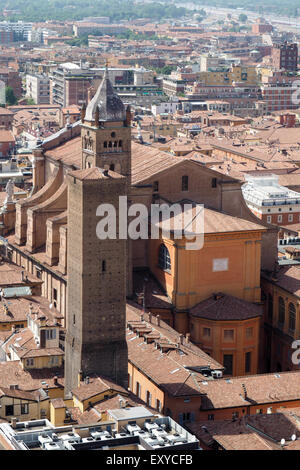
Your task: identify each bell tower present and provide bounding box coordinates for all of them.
[65,68,132,396]
[81,66,131,191]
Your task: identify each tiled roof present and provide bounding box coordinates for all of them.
[187,407,300,450]
[45,136,81,168]
[69,167,124,181]
[72,376,128,402]
[263,265,300,297]
[198,371,300,410]
[190,293,262,321]
[126,302,223,397]
[0,361,64,392]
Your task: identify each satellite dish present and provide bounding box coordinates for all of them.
[280,438,285,446]
[291,434,296,441]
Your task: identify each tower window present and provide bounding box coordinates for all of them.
[104,141,107,148]
[114,141,117,147]
[102,260,106,272]
[118,140,122,147]
[111,132,116,138]
[158,244,171,271]
[108,141,112,148]
[182,175,188,191]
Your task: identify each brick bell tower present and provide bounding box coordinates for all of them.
[64,69,130,396]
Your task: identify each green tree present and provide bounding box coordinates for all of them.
[26,98,35,105]
[5,86,17,106]
[238,13,248,23]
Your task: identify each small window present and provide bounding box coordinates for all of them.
[158,244,171,271]
[208,414,214,421]
[5,405,14,416]
[223,354,233,375]
[102,260,106,272]
[21,403,29,415]
[212,177,217,188]
[104,141,107,148]
[156,399,161,412]
[277,215,282,223]
[53,288,57,301]
[203,327,211,337]
[153,181,159,192]
[224,329,234,341]
[118,140,122,147]
[245,351,251,373]
[109,163,115,171]
[246,327,253,338]
[288,303,296,333]
[181,175,189,191]
[267,215,272,223]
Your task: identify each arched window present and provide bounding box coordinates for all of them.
[268,294,273,321]
[109,163,115,171]
[118,140,122,147]
[158,244,171,271]
[108,141,112,148]
[278,297,285,329]
[104,141,107,148]
[113,141,117,148]
[288,303,296,333]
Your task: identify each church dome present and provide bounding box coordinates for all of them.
[84,68,126,123]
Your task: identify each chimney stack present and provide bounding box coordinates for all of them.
[186,333,190,344]
[54,376,58,386]
[179,334,184,345]
[156,315,160,327]
[149,312,152,323]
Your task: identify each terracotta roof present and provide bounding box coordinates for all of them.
[0,361,64,392]
[187,407,300,450]
[263,265,300,297]
[126,302,223,397]
[72,376,128,402]
[0,262,41,287]
[69,167,124,181]
[198,371,300,410]
[190,293,262,321]
[45,136,81,168]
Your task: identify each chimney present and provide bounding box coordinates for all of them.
[54,376,58,386]
[179,334,184,345]
[140,313,144,322]
[11,418,17,429]
[242,383,247,399]
[186,333,190,344]
[156,315,160,327]
[149,312,152,323]
[85,376,90,385]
